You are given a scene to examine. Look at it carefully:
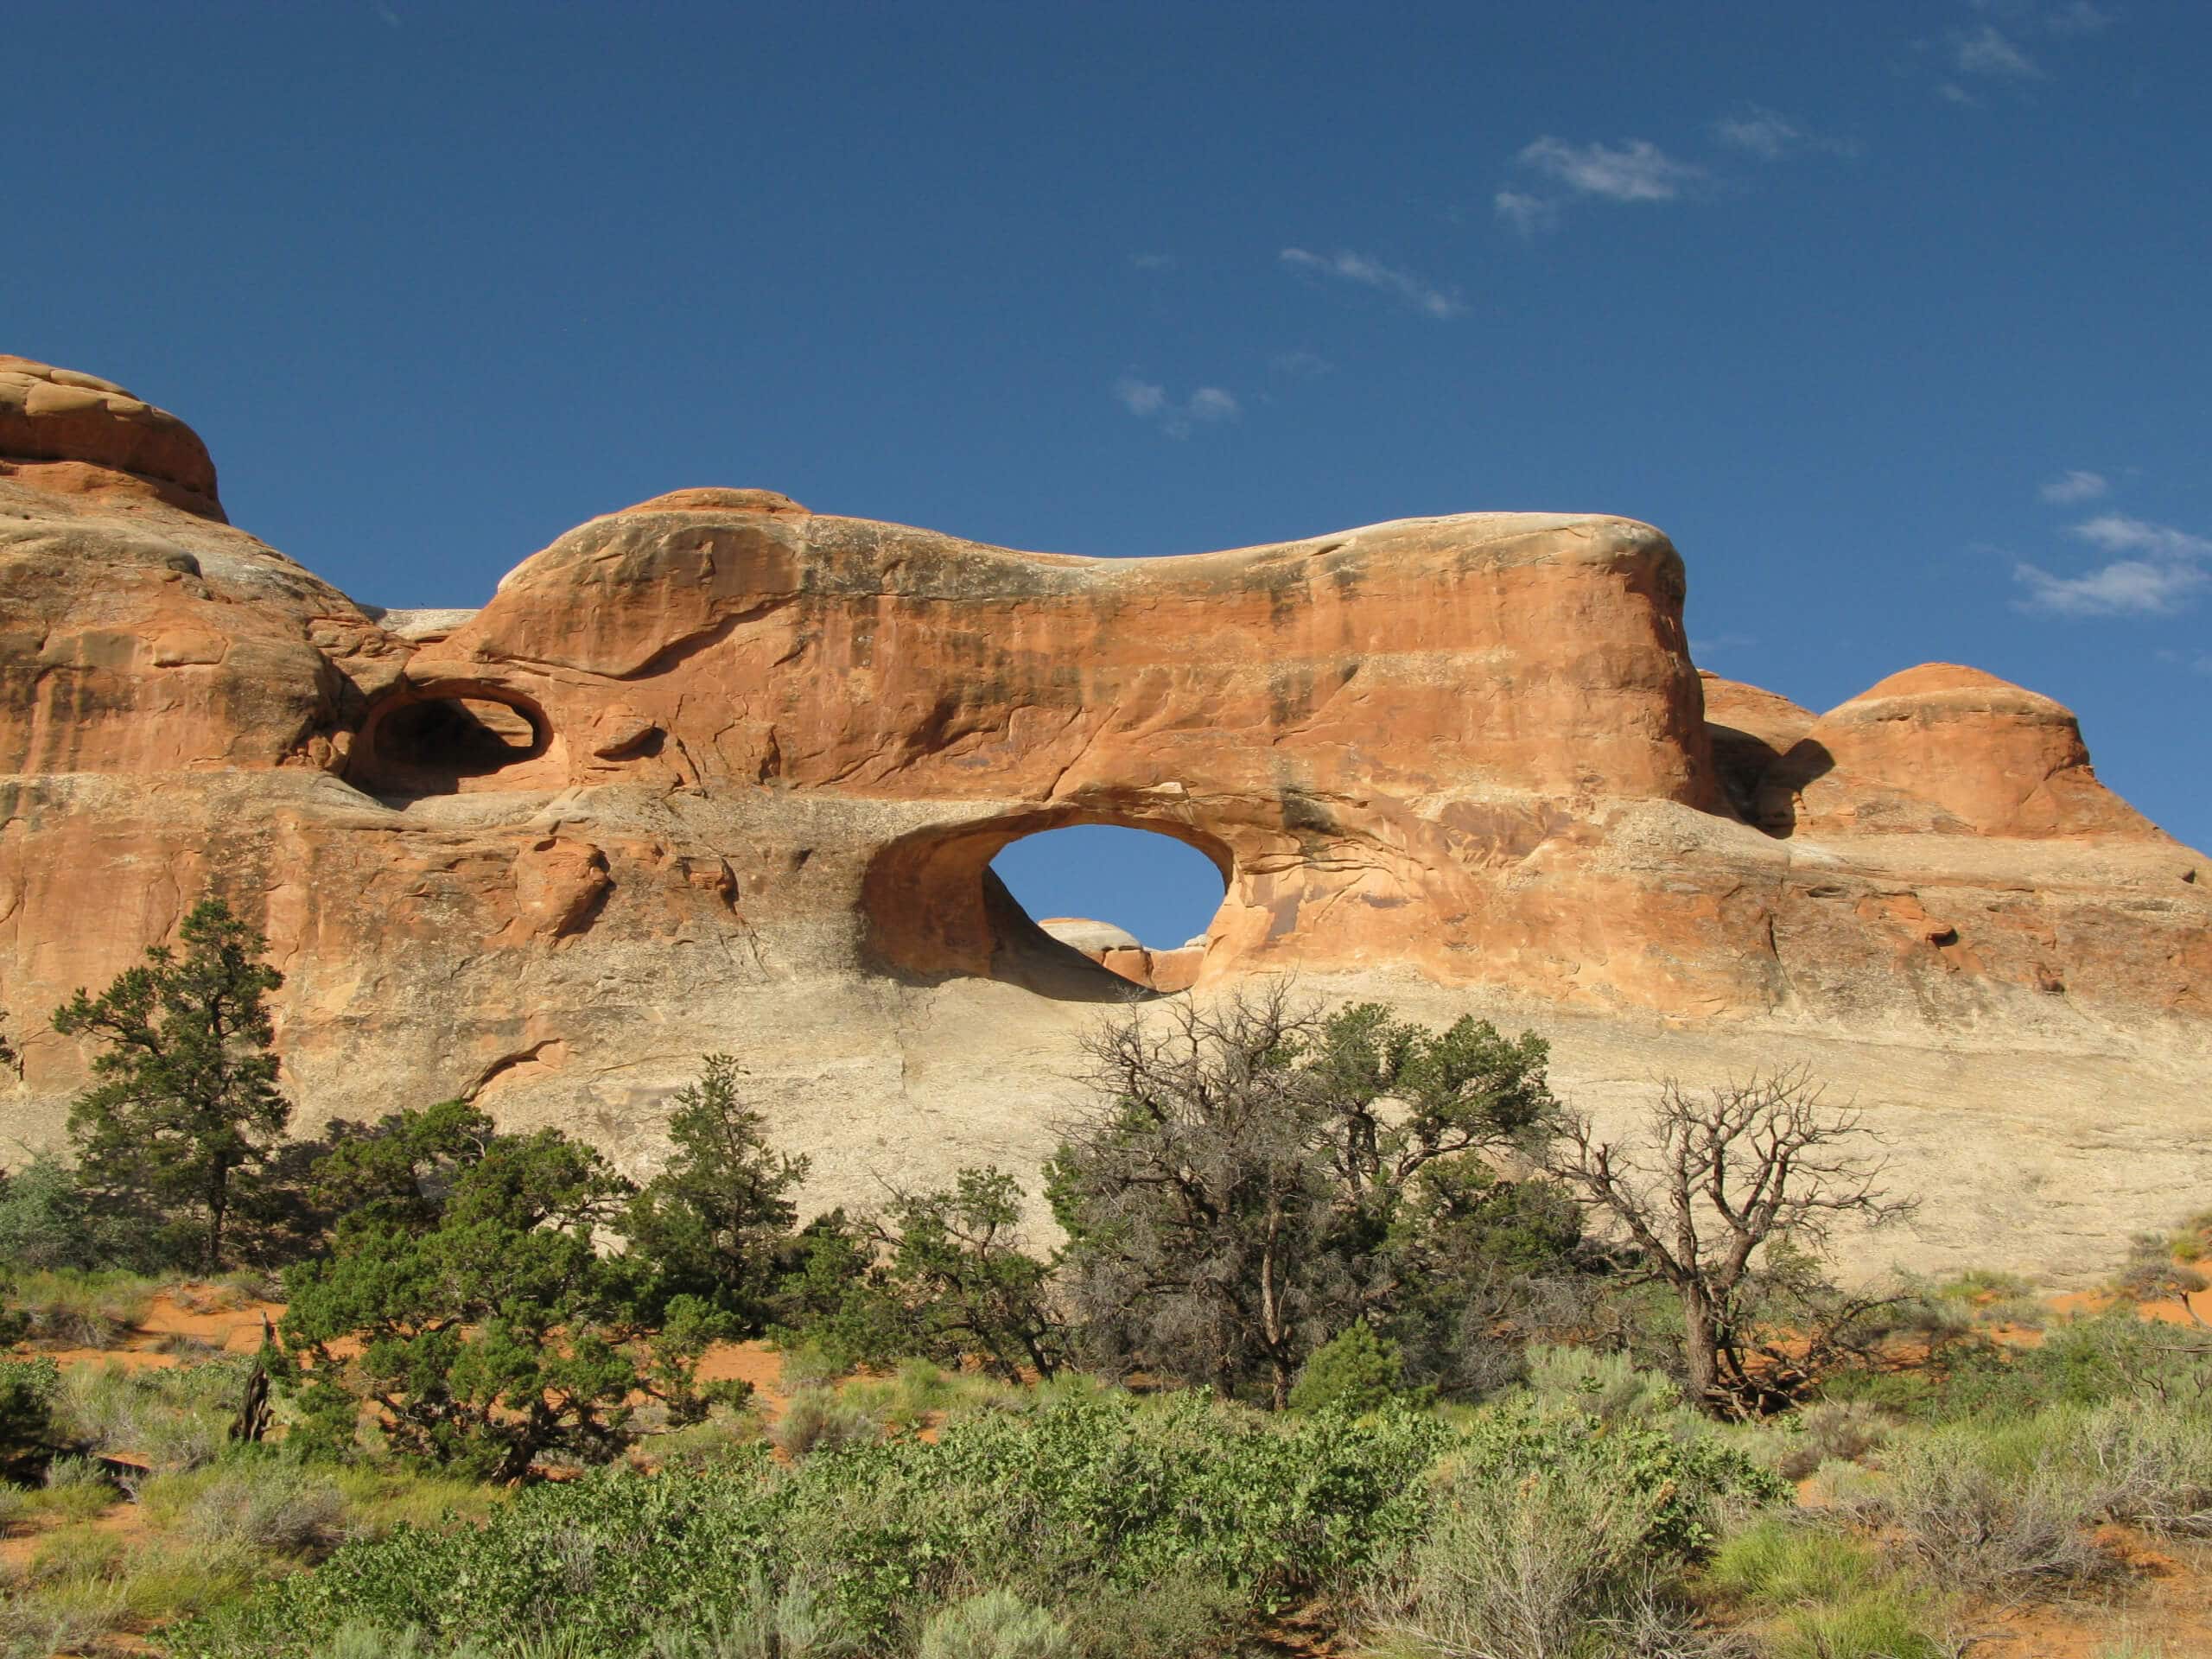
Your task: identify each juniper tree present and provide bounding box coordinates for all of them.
[52,896,289,1274]
[625,1053,809,1325]
[1048,985,1567,1408]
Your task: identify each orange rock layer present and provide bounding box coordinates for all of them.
[0,359,2205,1143]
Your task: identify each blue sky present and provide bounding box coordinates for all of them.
[9,3,2207,947]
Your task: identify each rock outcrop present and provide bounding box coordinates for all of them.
[1,358,2206,1282]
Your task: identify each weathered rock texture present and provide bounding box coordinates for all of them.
[2,362,2207,1282]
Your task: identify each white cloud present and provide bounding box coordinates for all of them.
[1114,376,1167,418]
[2014,560,2208,616]
[1492,190,1560,236]
[2038,469,2108,504]
[1279,247,1464,319]
[1128,252,1178,271]
[1516,136,1702,202]
[1955,23,2043,79]
[2012,513,2212,617]
[1270,350,1332,378]
[1713,107,1802,160]
[1113,376,1240,439]
[1185,387,1240,423]
[2071,515,2212,561]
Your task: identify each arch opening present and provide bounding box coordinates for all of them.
[348,685,553,799]
[993,824,1228,995]
[861,810,1238,1001]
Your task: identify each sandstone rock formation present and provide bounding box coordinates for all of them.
[2,359,2206,1282]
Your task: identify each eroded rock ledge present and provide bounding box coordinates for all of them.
[0,357,2204,1281]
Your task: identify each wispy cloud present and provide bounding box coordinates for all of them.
[2038,469,2108,505]
[1516,137,1703,202]
[1689,631,1758,656]
[2014,560,2207,616]
[2012,514,2212,617]
[1492,190,1560,237]
[1279,247,1464,319]
[1128,252,1178,271]
[1955,22,2044,79]
[1713,107,1802,160]
[2072,515,2212,561]
[1115,377,1167,419]
[1269,350,1333,378]
[1710,105,1859,162]
[1930,4,2112,105]
[1113,375,1241,439]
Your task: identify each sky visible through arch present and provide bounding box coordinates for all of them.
[7,3,2208,931]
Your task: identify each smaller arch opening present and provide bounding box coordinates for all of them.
[350,686,552,799]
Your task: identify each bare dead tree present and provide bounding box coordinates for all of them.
[1544,1066,1916,1414]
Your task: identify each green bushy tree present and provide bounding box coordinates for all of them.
[1288,1321,1408,1414]
[624,1052,809,1325]
[279,1101,738,1481]
[51,896,290,1273]
[773,1170,1065,1383]
[1050,986,1569,1407]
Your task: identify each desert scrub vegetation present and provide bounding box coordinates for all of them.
[48,1353,256,1471]
[0,1450,506,1657]
[162,1381,1785,1658]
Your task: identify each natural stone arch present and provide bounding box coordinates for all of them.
[862,804,1238,1000]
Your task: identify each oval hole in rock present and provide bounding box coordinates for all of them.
[991,824,1227,995]
[355,694,548,798]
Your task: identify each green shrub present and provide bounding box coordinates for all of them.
[2076,1397,2212,1536]
[3,1268,154,1347]
[1368,1458,1675,1658]
[1707,1515,1952,1659]
[1057,1571,1232,1659]
[1917,1309,2212,1421]
[645,1571,854,1658]
[308,1627,437,1659]
[34,1454,117,1523]
[1706,1516,1882,1606]
[0,1355,60,1464]
[917,1590,1071,1659]
[768,1389,880,1460]
[1289,1323,1407,1414]
[1763,1590,1953,1659]
[168,1389,1452,1656]
[150,1457,350,1556]
[1522,1344,1683,1425]
[775,1338,854,1391]
[1777,1400,1892,1481]
[893,1358,957,1414]
[1874,1422,2106,1596]
[1366,1397,1786,1658]
[0,1151,152,1274]
[0,1574,128,1659]
[51,1354,248,1471]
